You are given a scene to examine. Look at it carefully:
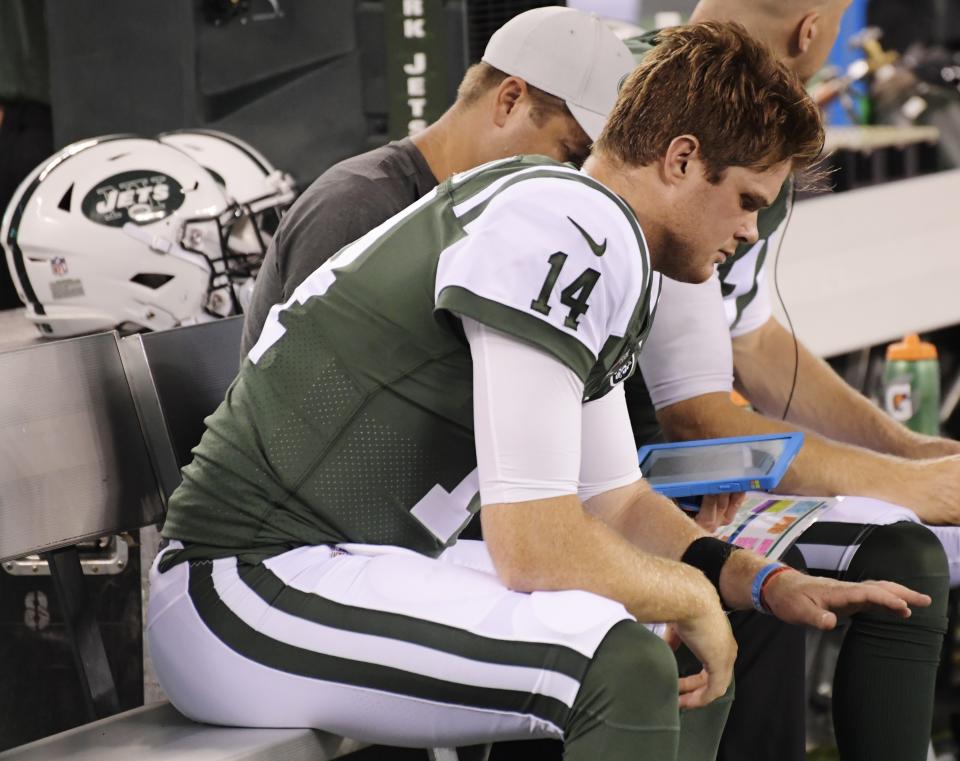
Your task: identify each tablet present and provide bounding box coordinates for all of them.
[637,432,804,499]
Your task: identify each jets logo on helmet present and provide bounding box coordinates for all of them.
[81,171,185,227]
[0,134,296,339]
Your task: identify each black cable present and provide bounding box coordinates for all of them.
[772,184,799,420]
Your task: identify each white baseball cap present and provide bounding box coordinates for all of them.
[481,7,636,141]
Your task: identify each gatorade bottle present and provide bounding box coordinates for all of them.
[882,334,940,435]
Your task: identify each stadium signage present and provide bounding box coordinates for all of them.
[386,0,445,139]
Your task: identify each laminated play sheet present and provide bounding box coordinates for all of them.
[714,493,835,559]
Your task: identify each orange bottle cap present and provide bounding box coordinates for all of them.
[730,390,751,407]
[886,333,937,361]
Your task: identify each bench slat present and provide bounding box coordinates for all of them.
[0,702,366,761]
[0,332,164,563]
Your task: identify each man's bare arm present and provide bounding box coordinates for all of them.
[582,480,929,626]
[481,492,737,709]
[657,389,960,524]
[732,317,960,458]
[481,492,714,622]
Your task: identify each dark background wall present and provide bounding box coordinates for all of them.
[0,0,559,312]
[46,0,369,185]
[43,0,562,186]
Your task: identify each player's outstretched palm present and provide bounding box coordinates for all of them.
[762,572,931,630]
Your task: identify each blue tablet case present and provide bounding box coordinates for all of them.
[637,432,805,498]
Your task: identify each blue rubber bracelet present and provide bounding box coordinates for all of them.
[751,562,785,613]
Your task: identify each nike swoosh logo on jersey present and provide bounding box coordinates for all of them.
[567,216,607,257]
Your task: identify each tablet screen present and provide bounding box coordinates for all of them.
[639,438,787,486]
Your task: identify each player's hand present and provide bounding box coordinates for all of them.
[678,670,709,702]
[903,433,960,460]
[695,492,745,533]
[901,456,960,525]
[762,571,931,630]
[672,585,737,709]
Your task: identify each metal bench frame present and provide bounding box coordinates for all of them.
[1,320,489,760]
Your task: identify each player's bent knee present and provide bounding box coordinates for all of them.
[598,620,678,706]
[849,521,948,615]
[567,620,680,738]
[853,521,948,581]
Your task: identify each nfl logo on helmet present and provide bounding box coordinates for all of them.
[50,257,68,277]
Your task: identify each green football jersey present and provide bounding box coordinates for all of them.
[161,156,657,565]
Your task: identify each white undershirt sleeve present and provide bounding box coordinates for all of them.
[578,383,643,502]
[638,272,734,409]
[466,317,582,505]
[464,317,641,506]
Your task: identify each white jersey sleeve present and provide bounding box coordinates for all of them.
[436,168,648,383]
[729,267,772,338]
[720,193,791,338]
[720,233,777,339]
[638,272,734,410]
[465,318,640,506]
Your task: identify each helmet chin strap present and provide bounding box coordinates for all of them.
[122,220,175,254]
[122,220,250,320]
[121,221,209,270]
